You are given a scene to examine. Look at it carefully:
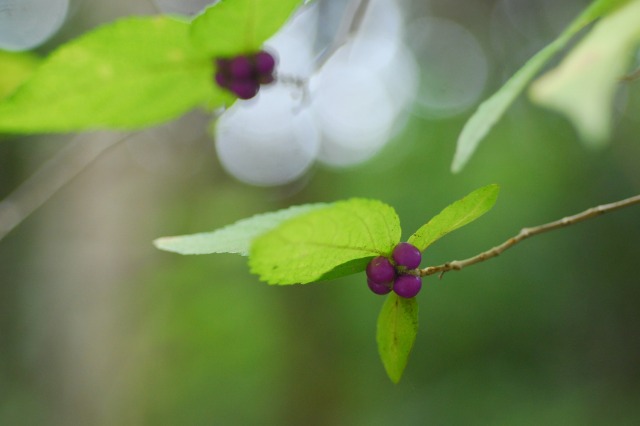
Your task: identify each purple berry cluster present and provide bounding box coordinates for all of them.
[215,50,276,100]
[366,242,423,298]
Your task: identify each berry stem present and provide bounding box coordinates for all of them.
[420,193,640,278]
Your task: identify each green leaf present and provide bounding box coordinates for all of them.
[0,50,40,100]
[154,203,327,256]
[190,0,302,56]
[451,0,632,172]
[0,16,220,133]
[249,199,401,285]
[377,293,418,384]
[408,184,499,252]
[529,0,640,147]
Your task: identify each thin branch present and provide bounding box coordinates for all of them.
[621,67,640,82]
[420,193,640,278]
[0,133,130,242]
[313,0,370,69]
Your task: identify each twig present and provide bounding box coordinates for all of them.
[420,193,640,278]
[0,133,130,242]
[621,67,640,82]
[313,0,370,69]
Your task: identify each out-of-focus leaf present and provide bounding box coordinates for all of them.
[408,184,499,251]
[154,204,326,256]
[190,0,302,56]
[0,16,219,133]
[451,0,632,172]
[249,199,401,285]
[529,0,640,146]
[0,50,40,100]
[377,293,418,384]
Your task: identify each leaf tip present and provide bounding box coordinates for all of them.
[152,236,172,251]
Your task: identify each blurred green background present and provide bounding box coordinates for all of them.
[1,0,640,425]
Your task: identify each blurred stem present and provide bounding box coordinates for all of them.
[621,67,640,82]
[0,133,129,242]
[421,193,640,278]
[314,0,370,69]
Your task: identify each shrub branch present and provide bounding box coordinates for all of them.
[421,193,640,278]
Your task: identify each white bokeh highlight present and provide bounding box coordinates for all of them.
[311,59,396,167]
[213,0,421,183]
[0,0,69,51]
[408,17,489,118]
[215,85,320,186]
[152,0,217,16]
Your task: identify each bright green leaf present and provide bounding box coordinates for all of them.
[249,199,401,285]
[529,0,640,146]
[408,184,499,252]
[154,203,326,256]
[377,293,418,384]
[0,16,219,133]
[190,0,302,56]
[0,50,40,100]
[451,0,632,172]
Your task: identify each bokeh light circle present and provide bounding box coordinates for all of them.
[407,16,489,118]
[215,85,320,186]
[0,0,69,51]
[152,0,217,16]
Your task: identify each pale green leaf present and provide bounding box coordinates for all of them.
[0,16,219,133]
[529,0,640,146]
[408,184,499,251]
[249,199,401,285]
[377,293,418,384]
[154,203,327,256]
[0,50,40,100]
[190,0,302,56]
[452,0,632,172]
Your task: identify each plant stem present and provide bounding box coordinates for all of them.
[621,67,640,82]
[0,133,128,242]
[314,0,370,69]
[420,193,640,278]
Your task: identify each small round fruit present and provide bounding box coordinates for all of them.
[229,56,254,80]
[215,57,231,71]
[392,242,422,269]
[367,278,392,295]
[254,50,276,76]
[215,70,229,88]
[393,274,422,298]
[229,80,259,100]
[366,256,396,284]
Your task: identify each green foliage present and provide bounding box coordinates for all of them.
[190,0,301,56]
[529,0,640,146]
[249,199,401,285]
[376,293,418,384]
[0,17,216,132]
[0,0,303,133]
[157,185,500,383]
[153,203,326,255]
[408,184,499,251]
[452,0,633,172]
[0,51,40,100]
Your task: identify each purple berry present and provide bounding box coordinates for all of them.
[215,57,230,71]
[393,274,422,298]
[366,256,396,284]
[229,56,254,80]
[215,70,229,88]
[229,80,259,100]
[392,242,422,269]
[254,50,276,76]
[367,278,392,295]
